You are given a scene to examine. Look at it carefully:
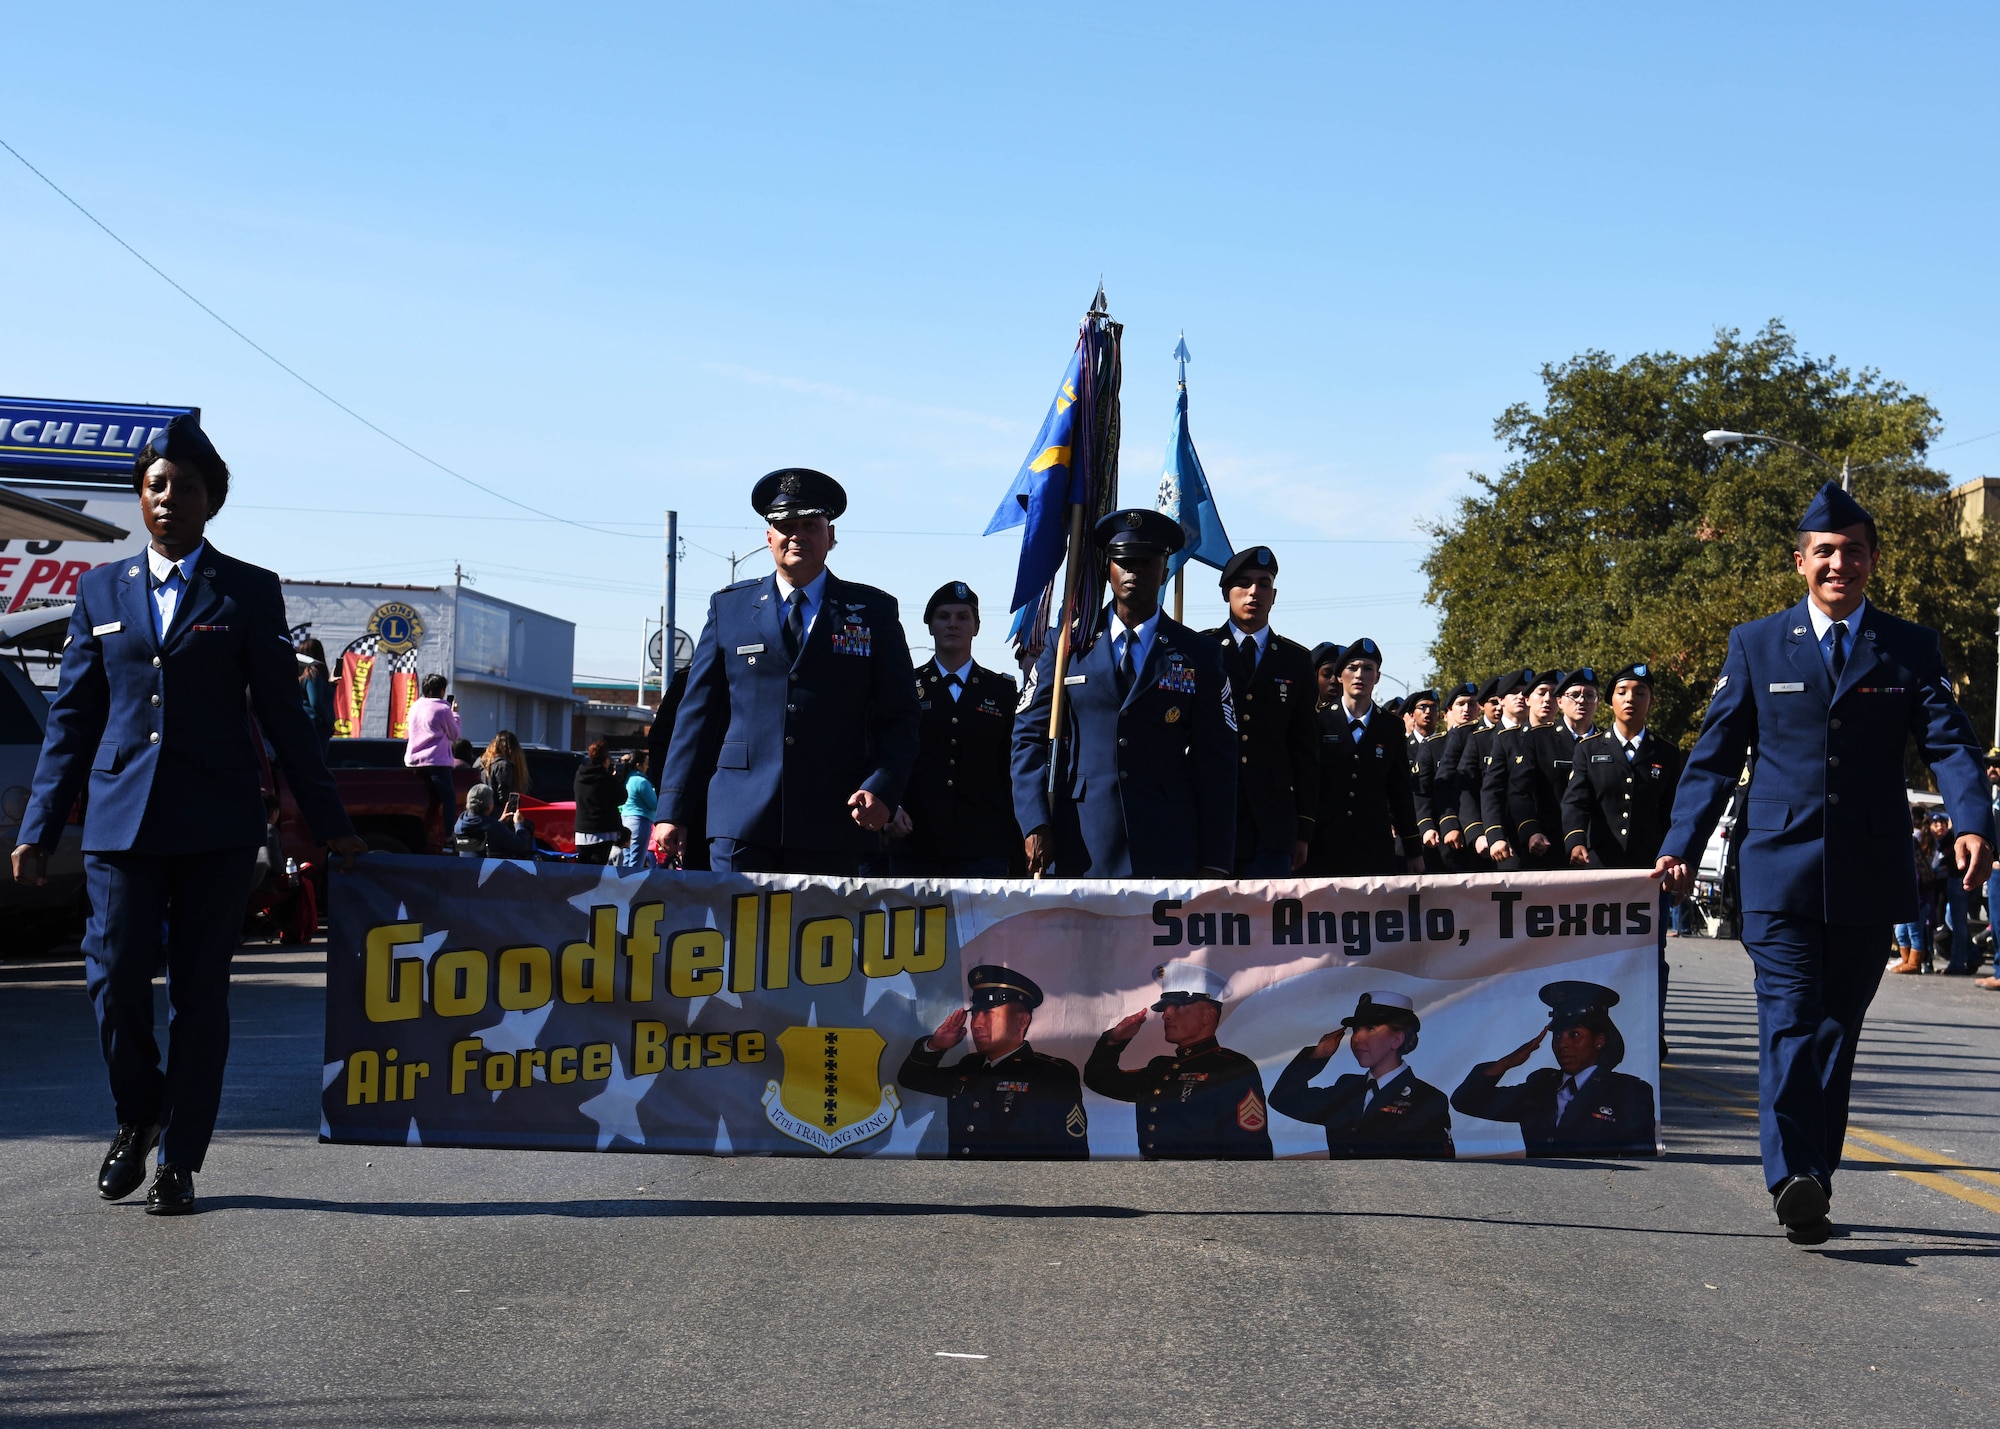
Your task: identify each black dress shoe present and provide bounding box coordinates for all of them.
[1773,1173,1830,1230]
[1785,1215,1834,1246]
[98,1123,160,1201]
[143,1164,195,1216]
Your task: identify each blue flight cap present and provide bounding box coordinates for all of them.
[1797,481,1875,535]
[753,467,847,522]
[1094,508,1186,558]
[134,413,231,510]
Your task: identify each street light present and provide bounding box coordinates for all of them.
[1702,429,1877,491]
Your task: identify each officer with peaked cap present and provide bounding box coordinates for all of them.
[1657,480,1994,1244]
[889,581,1021,878]
[658,468,920,874]
[1202,545,1319,876]
[15,414,366,1216]
[1270,992,1454,1159]
[1450,981,1657,1155]
[1479,667,1546,869]
[897,965,1088,1159]
[1498,665,1600,870]
[1085,959,1273,1158]
[1011,509,1236,877]
[1308,637,1422,876]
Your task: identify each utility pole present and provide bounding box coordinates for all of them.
[664,508,678,705]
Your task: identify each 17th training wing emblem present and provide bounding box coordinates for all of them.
[762,1026,901,1154]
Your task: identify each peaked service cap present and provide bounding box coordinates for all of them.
[753,467,847,522]
[966,965,1044,1011]
[1152,959,1230,1009]
[1094,508,1185,558]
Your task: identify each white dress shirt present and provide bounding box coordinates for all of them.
[935,657,973,701]
[1227,622,1270,665]
[146,541,204,641]
[1108,608,1162,679]
[1555,1062,1597,1120]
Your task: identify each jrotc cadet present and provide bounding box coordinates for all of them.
[1564,663,1682,870]
[1450,981,1657,1156]
[888,582,1021,879]
[1431,680,1480,862]
[1657,482,1994,1243]
[1011,509,1236,878]
[1402,688,1444,868]
[1085,960,1273,1159]
[1481,667,1549,870]
[1202,547,1319,876]
[1307,639,1423,876]
[658,468,920,874]
[1462,669,1531,866]
[896,965,1088,1159]
[1309,642,1342,708]
[1495,666,1598,871]
[1269,992,1454,1159]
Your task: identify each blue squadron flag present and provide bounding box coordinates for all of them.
[985,343,1086,620]
[1157,334,1233,579]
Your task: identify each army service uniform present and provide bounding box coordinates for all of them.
[896,1041,1089,1159]
[1563,727,1685,868]
[895,657,1021,877]
[1309,701,1420,876]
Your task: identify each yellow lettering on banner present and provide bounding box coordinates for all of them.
[626,903,662,1003]
[561,907,618,1004]
[497,946,552,1011]
[581,1043,612,1081]
[765,892,792,989]
[736,1030,766,1063]
[364,923,425,1022]
[633,1020,668,1075]
[730,894,760,994]
[671,1034,701,1070]
[432,948,488,1017]
[704,1032,734,1067]
[484,1054,515,1091]
[798,916,854,986]
[670,929,726,997]
[517,1048,547,1086]
[450,1038,484,1094]
[346,1050,380,1105]
[862,905,948,978]
[382,1047,400,1101]
[550,1047,578,1084]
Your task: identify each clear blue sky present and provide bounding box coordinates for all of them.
[5,2,1996,689]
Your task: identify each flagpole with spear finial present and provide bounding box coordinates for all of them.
[1170,333,1191,623]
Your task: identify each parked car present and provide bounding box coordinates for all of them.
[322,738,584,855]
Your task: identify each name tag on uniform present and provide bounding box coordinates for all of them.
[736,643,765,655]
[1063,674,1087,686]
[92,621,122,636]
[1769,682,1805,693]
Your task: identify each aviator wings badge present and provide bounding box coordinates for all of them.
[762,1025,900,1154]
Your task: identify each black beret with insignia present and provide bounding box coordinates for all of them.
[1217,545,1278,589]
[1341,637,1383,667]
[1610,662,1654,690]
[923,581,979,623]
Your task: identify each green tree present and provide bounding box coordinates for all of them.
[1423,321,2000,757]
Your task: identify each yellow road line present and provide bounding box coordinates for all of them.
[1667,1070,2000,1217]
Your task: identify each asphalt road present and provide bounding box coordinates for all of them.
[3,934,1998,1428]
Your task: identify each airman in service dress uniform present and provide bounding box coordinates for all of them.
[890,582,1020,879]
[657,469,920,876]
[14,415,366,1215]
[1563,663,1682,870]
[1450,981,1656,1156]
[1085,960,1273,1159]
[1497,666,1598,870]
[896,966,1088,1159]
[1202,546,1319,876]
[1308,638,1422,877]
[1657,482,1994,1244]
[1269,992,1454,1159]
[1011,509,1236,878]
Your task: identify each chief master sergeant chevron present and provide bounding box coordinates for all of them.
[656,468,920,875]
[1656,480,1994,1247]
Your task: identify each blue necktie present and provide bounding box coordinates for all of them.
[1827,620,1848,679]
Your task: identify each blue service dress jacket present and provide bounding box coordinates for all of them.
[659,570,920,856]
[20,543,354,853]
[1659,597,1994,925]
[1010,609,1237,877]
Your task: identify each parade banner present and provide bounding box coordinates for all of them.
[323,857,1664,1161]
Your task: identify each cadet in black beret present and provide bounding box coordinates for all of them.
[1481,668,1550,870]
[1270,992,1455,1159]
[1398,689,1445,868]
[1202,545,1319,876]
[1308,638,1421,876]
[1496,665,1601,872]
[897,965,1088,1159]
[1451,981,1657,1155]
[891,581,1021,878]
[1309,642,1343,708]
[1449,672,1521,863]
[657,466,919,875]
[1011,509,1236,877]
[1432,680,1484,861]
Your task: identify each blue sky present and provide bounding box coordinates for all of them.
[4,3,1996,689]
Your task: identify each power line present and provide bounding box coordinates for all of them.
[0,135,646,541]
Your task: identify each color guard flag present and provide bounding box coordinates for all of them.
[1157,335,1233,579]
[985,342,1086,616]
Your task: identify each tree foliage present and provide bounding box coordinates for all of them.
[1423,322,2000,754]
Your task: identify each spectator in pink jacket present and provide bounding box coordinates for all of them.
[404,674,461,825]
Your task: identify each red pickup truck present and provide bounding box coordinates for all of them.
[317,739,585,856]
